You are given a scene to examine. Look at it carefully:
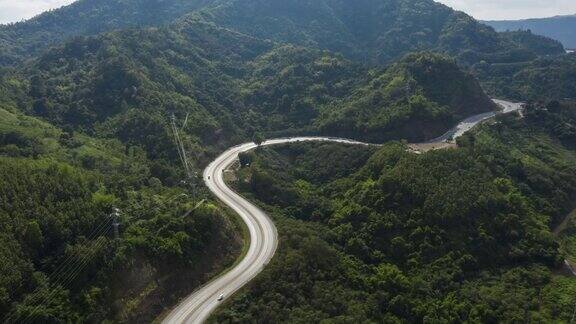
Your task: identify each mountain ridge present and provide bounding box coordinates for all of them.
[484,14,576,49]
[0,0,220,65]
[0,0,567,67]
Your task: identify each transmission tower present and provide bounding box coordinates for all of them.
[112,207,120,240]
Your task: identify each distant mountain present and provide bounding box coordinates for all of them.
[0,0,218,65]
[0,0,566,67]
[17,16,495,145]
[195,0,563,64]
[485,14,576,49]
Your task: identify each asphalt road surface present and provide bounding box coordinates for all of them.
[163,99,523,324]
[427,99,523,143]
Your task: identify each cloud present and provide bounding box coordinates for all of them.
[0,0,75,24]
[437,0,576,20]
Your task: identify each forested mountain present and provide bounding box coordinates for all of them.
[317,53,496,141]
[195,0,565,65]
[0,0,218,65]
[0,0,567,68]
[217,102,576,322]
[1,0,576,322]
[189,0,574,101]
[1,0,572,104]
[485,14,576,49]
[19,17,272,153]
[0,106,242,321]
[6,16,495,148]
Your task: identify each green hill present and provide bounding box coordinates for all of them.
[0,0,566,67]
[317,53,497,142]
[0,0,221,65]
[7,17,494,147]
[218,102,576,322]
[196,0,562,64]
[500,30,566,56]
[474,54,576,100]
[0,105,242,322]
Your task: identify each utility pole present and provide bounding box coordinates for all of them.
[112,207,120,240]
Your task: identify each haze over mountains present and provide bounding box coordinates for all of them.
[485,14,576,49]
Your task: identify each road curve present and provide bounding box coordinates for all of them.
[163,99,523,324]
[162,138,371,324]
[427,99,524,143]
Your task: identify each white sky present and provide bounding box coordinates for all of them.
[437,0,576,20]
[0,0,575,24]
[0,0,74,24]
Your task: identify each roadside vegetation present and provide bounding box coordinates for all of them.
[1,0,576,321]
[0,108,242,322]
[215,101,576,322]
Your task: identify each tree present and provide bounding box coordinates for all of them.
[253,133,265,147]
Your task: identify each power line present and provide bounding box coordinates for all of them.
[45,217,111,284]
[20,235,109,324]
[182,113,190,130]
[171,115,188,174]
[3,215,113,323]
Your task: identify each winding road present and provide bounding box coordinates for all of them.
[162,99,523,324]
[427,99,523,143]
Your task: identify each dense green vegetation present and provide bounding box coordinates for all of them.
[189,0,576,102]
[0,3,514,320]
[216,103,576,322]
[318,53,496,142]
[1,0,576,321]
[2,0,575,107]
[241,46,362,135]
[195,0,564,65]
[500,30,566,56]
[2,16,497,147]
[474,53,576,101]
[0,0,219,65]
[0,107,241,322]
